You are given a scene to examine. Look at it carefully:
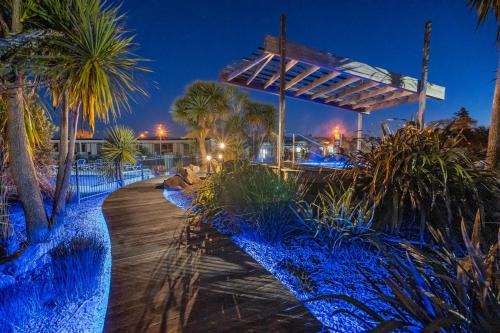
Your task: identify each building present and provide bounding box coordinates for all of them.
[51,137,197,160]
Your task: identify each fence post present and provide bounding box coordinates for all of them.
[75,162,81,204]
[163,155,167,175]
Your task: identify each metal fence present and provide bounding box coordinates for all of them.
[70,155,197,202]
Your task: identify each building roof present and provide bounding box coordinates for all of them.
[221,35,445,113]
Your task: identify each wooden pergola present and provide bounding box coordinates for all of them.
[220,18,445,171]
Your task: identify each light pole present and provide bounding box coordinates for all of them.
[157,125,165,156]
[206,155,212,174]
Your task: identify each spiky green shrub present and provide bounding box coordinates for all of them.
[296,185,375,251]
[191,161,304,242]
[102,125,138,182]
[317,213,499,332]
[335,123,500,241]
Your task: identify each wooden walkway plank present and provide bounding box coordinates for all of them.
[102,177,321,333]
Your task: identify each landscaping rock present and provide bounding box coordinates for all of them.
[188,164,201,173]
[163,175,190,190]
[180,167,201,184]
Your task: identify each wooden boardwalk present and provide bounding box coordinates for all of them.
[102,177,321,333]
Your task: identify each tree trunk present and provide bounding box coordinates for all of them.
[486,55,500,170]
[198,131,207,170]
[51,108,78,225]
[6,74,48,243]
[53,93,68,206]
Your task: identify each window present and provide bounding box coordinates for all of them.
[162,143,173,153]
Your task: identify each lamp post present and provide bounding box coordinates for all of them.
[157,125,166,156]
[206,155,212,174]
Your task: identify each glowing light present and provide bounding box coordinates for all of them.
[295,147,301,153]
[219,142,225,150]
[217,154,223,160]
[206,155,212,161]
[156,124,167,138]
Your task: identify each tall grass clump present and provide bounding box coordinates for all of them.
[332,123,500,242]
[0,237,106,331]
[191,161,304,242]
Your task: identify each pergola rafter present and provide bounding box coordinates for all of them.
[220,35,445,113]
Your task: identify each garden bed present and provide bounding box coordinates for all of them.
[163,189,390,332]
[0,197,111,333]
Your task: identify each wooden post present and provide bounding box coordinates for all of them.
[356,113,363,151]
[277,15,286,173]
[417,21,432,130]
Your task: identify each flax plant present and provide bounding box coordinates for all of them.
[336,122,500,242]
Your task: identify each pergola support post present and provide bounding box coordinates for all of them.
[277,14,286,173]
[356,113,363,151]
[417,21,432,130]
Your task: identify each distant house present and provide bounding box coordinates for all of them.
[51,137,198,160]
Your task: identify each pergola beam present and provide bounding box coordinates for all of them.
[325,81,378,103]
[295,71,340,96]
[264,59,298,89]
[285,65,320,90]
[227,52,271,81]
[311,77,360,100]
[247,54,274,85]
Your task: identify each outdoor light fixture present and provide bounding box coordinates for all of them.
[219,142,225,150]
[206,155,212,161]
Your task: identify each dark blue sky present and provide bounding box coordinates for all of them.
[103,0,498,138]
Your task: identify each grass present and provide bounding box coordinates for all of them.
[0,236,107,332]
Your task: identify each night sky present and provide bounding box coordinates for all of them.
[98,0,498,138]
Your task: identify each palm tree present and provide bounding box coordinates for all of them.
[244,102,276,161]
[468,0,500,169]
[224,113,248,160]
[171,81,229,168]
[0,0,49,242]
[101,126,138,184]
[35,0,148,224]
[0,0,148,236]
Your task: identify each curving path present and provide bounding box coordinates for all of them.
[102,176,321,333]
